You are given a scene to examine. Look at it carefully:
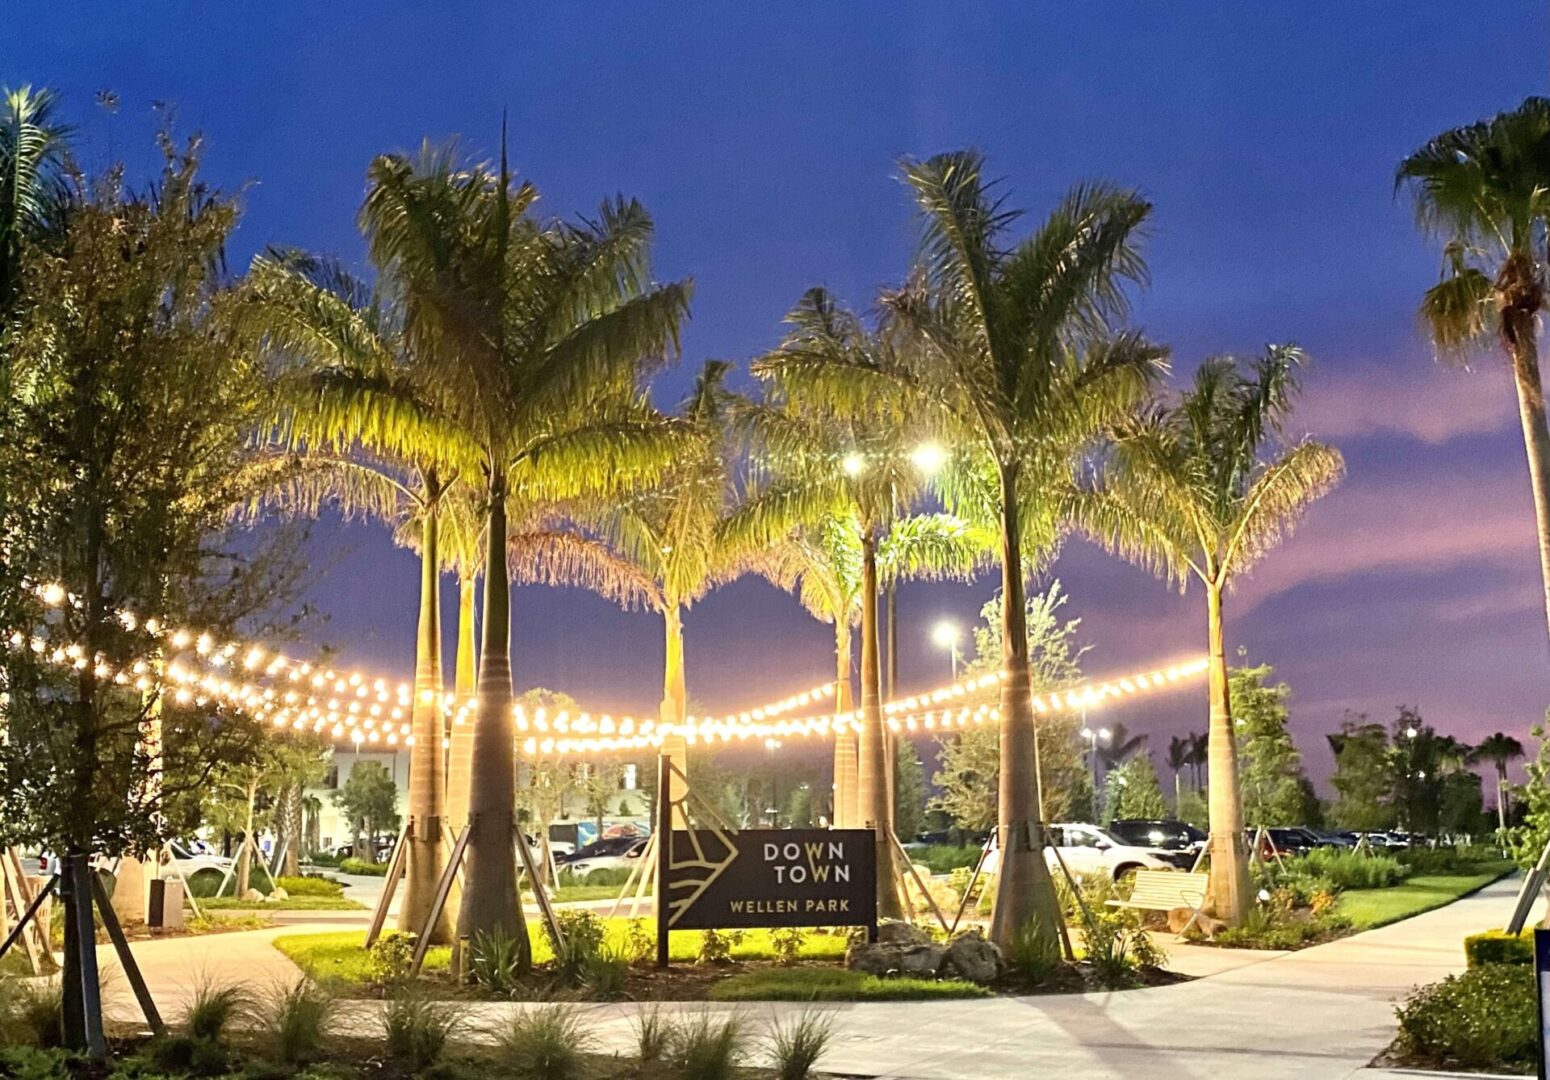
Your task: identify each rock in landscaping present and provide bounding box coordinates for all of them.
[846,939,947,977]
[267,886,289,902]
[241,887,265,902]
[876,920,933,947]
[942,930,1002,984]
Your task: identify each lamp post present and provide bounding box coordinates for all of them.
[931,620,962,680]
[1081,723,1111,818]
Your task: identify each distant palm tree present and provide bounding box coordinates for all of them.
[1097,723,1148,770]
[1399,100,1550,653]
[361,134,691,949]
[0,84,71,312]
[1470,732,1526,832]
[1165,735,1192,810]
[1071,349,1343,925]
[879,154,1166,951]
[1188,732,1209,792]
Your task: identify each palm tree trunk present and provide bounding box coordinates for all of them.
[858,528,904,920]
[236,777,258,896]
[1174,771,1182,815]
[986,462,1062,952]
[283,781,303,877]
[658,602,689,826]
[1205,579,1250,925]
[832,621,858,828]
[1497,762,1509,833]
[1507,320,1550,655]
[402,505,451,941]
[445,572,479,835]
[457,468,527,955]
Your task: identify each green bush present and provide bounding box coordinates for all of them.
[495,1005,593,1080]
[1005,918,1062,984]
[915,844,983,874]
[338,857,388,877]
[1463,929,1533,967]
[1297,848,1408,890]
[1397,845,1499,875]
[767,1010,834,1080]
[546,910,606,986]
[470,927,531,995]
[669,1013,749,1080]
[145,1033,230,1077]
[182,976,251,1041]
[260,978,336,1065]
[381,988,460,1071]
[274,875,344,898]
[365,931,417,986]
[696,927,746,965]
[1395,964,1537,1071]
[305,851,342,867]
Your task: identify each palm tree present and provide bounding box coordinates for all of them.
[1166,735,1192,811]
[1097,723,1148,769]
[0,84,71,314]
[1072,349,1343,924]
[1470,732,1526,832]
[361,135,691,949]
[234,249,469,943]
[882,154,1167,950]
[725,287,969,920]
[1188,731,1209,792]
[1398,100,1550,653]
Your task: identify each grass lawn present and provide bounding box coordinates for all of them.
[707,967,988,1002]
[1335,861,1514,931]
[199,896,364,912]
[275,921,850,989]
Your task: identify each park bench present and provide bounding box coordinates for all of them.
[1106,869,1209,933]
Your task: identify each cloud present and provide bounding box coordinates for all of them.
[1296,361,1514,445]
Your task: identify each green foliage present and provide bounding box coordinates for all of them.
[667,1013,749,1080]
[1297,848,1408,890]
[273,875,344,898]
[1232,663,1315,827]
[495,1006,594,1080]
[1395,964,1537,1071]
[1335,866,1514,930]
[11,981,63,1049]
[1006,917,1063,984]
[546,910,607,986]
[332,762,400,859]
[1173,787,1208,829]
[1079,907,1163,987]
[1327,719,1396,831]
[365,931,416,986]
[1464,929,1533,968]
[632,1005,671,1063]
[767,1010,834,1080]
[260,978,336,1065]
[182,977,252,1042]
[469,927,531,995]
[915,844,982,874]
[1103,755,1168,823]
[707,968,990,1001]
[143,1034,231,1077]
[892,740,928,842]
[337,857,387,877]
[1512,718,1550,869]
[696,927,745,965]
[381,987,460,1071]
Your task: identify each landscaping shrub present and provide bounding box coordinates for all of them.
[1080,909,1160,988]
[338,857,388,877]
[305,851,342,868]
[1297,848,1408,890]
[767,1010,834,1080]
[706,968,988,1002]
[633,1006,670,1063]
[273,875,344,898]
[182,976,251,1041]
[381,987,460,1071]
[1397,845,1499,876]
[145,1033,230,1077]
[696,927,746,965]
[13,981,63,1048]
[547,910,606,986]
[582,867,631,887]
[914,844,983,874]
[669,1012,749,1080]
[1395,963,1536,1071]
[1005,917,1063,984]
[365,931,416,986]
[579,944,629,999]
[770,926,806,967]
[1463,929,1533,967]
[495,1005,593,1080]
[622,917,654,965]
[260,977,336,1065]
[470,927,531,995]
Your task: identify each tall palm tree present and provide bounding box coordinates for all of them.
[1097,722,1148,769]
[1165,735,1192,811]
[361,135,691,948]
[725,287,963,920]
[1072,349,1343,924]
[1398,100,1550,653]
[1470,731,1526,832]
[1188,731,1209,792]
[0,84,71,314]
[881,154,1166,950]
[234,249,469,943]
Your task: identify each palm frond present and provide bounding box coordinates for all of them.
[1224,440,1345,576]
[506,529,664,610]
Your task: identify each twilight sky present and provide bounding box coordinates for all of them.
[8,4,1550,786]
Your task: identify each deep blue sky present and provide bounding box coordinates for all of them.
[8,4,1549,784]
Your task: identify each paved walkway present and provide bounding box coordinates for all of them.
[96,875,1529,1080]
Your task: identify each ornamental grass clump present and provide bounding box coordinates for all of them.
[260,977,336,1065]
[382,986,461,1071]
[495,1005,593,1080]
[767,1009,834,1080]
[632,1005,670,1063]
[1005,916,1063,984]
[669,1012,749,1080]
[183,975,252,1042]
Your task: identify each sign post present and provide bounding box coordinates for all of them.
[1537,928,1550,1080]
[655,753,671,970]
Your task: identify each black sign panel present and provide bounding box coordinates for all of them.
[663,827,876,931]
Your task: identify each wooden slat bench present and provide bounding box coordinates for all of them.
[1106,869,1209,933]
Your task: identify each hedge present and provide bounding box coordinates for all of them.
[1463,928,1533,968]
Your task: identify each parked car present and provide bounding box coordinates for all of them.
[560,837,648,878]
[981,822,1183,880]
[1107,819,1205,867]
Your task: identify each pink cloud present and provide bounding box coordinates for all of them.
[1296,361,1515,445]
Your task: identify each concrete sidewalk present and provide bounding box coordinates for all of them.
[99,875,1528,1079]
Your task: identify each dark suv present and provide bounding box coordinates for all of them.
[1106,819,1205,869]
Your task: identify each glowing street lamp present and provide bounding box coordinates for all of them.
[841,452,866,477]
[910,442,948,475]
[931,620,962,679]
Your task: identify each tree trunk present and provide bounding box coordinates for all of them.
[986,461,1062,951]
[831,621,858,828]
[1205,579,1250,925]
[858,528,905,920]
[1497,762,1509,834]
[283,781,303,876]
[1174,772,1182,815]
[236,777,258,896]
[446,572,479,836]
[658,602,689,826]
[402,502,451,941]
[1506,316,1550,656]
[457,468,527,956]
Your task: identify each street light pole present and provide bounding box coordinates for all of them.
[931,620,961,681]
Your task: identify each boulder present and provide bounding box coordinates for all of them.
[942,930,1002,984]
[846,940,947,978]
[876,920,933,947]
[241,888,265,902]
[267,886,289,903]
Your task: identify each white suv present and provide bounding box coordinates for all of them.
[978,822,1178,881]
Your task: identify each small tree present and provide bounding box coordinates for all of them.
[892,740,928,842]
[1104,754,1168,822]
[1511,716,1550,868]
[1327,718,1395,831]
[1233,663,1313,827]
[334,761,401,862]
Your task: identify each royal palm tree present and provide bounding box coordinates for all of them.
[1470,731,1526,832]
[361,136,691,949]
[1097,723,1148,769]
[1398,100,1550,653]
[1072,349,1343,924]
[1166,735,1192,811]
[234,249,468,943]
[880,154,1166,950]
[1188,731,1209,792]
[0,84,71,314]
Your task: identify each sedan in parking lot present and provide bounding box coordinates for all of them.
[560,837,648,878]
[981,822,1184,880]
